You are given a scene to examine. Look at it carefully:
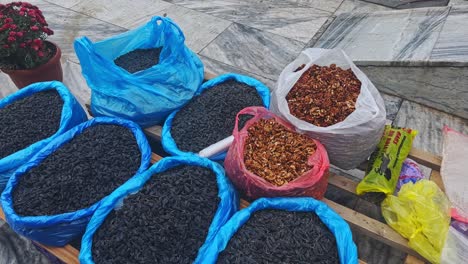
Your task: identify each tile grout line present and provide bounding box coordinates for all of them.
[41,0,127,30]
[164,0,330,45]
[197,22,234,55]
[427,5,452,60]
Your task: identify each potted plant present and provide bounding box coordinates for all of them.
[0,2,62,88]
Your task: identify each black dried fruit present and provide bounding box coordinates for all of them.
[12,124,141,216]
[217,210,340,264]
[92,165,220,264]
[0,90,63,159]
[171,80,263,153]
[114,47,163,73]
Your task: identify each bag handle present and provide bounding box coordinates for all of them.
[232,106,271,137]
[151,16,186,43]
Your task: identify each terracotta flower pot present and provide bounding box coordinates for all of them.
[2,41,63,88]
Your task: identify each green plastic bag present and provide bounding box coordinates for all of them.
[356,125,417,195]
[381,180,451,263]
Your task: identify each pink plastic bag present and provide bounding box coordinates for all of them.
[225,106,330,200]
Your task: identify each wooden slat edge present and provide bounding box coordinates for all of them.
[408,148,441,171]
[429,170,445,192]
[322,198,427,262]
[404,255,426,264]
[36,243,80,264]
[0,207,79,263]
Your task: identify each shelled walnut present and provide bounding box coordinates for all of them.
[244,118,317,186]
[286,64,361,127]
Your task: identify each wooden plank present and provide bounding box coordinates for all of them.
[429,170,445,192]
[322,198,427,262]
[151,153,163,164]
[328,172,359,194]
[404,255,426,264]
[408,148,441,171]
[0,207,80,263]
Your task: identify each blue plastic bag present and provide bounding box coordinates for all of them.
[162,73,271,160]
[0,117,152,246]
[79,155,239,264]
[0,81,87,191]
[200,197,358,264]
[74,16,204,128]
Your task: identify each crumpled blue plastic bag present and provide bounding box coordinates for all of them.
[162,73,271,160]
[0,117,152,246]
[79,155,239,264]
[200,197,358,264]
[0,81,87,191]
[74,16,204,128]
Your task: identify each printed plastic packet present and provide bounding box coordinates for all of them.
[356,125,418,195]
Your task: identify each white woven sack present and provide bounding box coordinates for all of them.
[271,48,386,169]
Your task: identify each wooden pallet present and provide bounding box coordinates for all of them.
[0,71,440,264]
[0,142,440,264]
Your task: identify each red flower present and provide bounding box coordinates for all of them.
[9,24,17,30]
[8,31,16,36]
[30,25,39,31]
[4,17,13,23]
[20,7,27,12]
[3,44,9,49]
[16,31,23,37]
[27,10,35,17]
[31,44,39,51]
[30,18,36,22]
[37,51,44,57]
[33,38,42,45]
[19,42,26,48]
[19,11,24,16]
[7,36,16,42]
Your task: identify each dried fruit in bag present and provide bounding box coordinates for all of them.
[286,64,361,127]
[244,118,317,186]
[356,125,418,195]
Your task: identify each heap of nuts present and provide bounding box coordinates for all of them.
[244,118,317,186]
[286,64,361,127]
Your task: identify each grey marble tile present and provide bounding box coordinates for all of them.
[362,0,449,9]
[352,199,407,263]
[324,184,360,209]
[201,56,276,90]
[330,165,366,181]
[335,0,393,15]
[141,5,232,53]
[382,93,403,122]
[68,0,173,29]
[27,0,127,64]
[361,65,468,121]
[0,74,18,99]
[270,0,344,12]
[394,100,468,155]
[450,0,468,5]
[43,0,83,8]
[166,0,332,43]
[62,60,91,111]
[352,229,407,264]
[315,7,450,65]
[201,23,305,81]
[431,6,468,62]
[0,220,50,264]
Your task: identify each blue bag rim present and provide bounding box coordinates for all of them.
[161,73,271,160]
[74,16,186,79]
[78,155,239,264]
[202,197,358,264]
[0,116,152,228]
[0,81,85,168]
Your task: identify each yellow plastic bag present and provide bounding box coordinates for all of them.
[381,180,451,264]
[356,125,418,195]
